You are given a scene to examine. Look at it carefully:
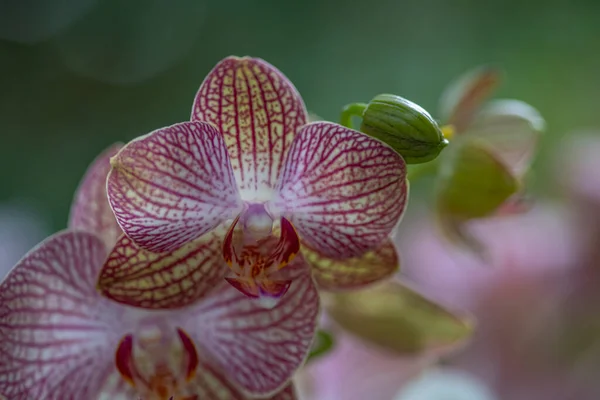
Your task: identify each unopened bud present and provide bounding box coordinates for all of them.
[360,94,449,164]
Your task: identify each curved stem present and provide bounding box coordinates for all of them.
[406,159,439,182]
[340,102,368,129]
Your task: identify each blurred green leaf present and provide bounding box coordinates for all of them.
[324,280,474,355]
[437,139,519,220]
[306,329,335,363]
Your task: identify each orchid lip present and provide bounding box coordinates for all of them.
[222,204,300,299]
[114,328,200,399]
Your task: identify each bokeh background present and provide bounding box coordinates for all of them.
[1,0,600,399]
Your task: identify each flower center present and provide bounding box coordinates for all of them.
[222,204,300,299]
[115,327,199,400]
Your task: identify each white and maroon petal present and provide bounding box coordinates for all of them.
[191,363,297,399]
[272,122,408,259]
[180,260,319,397]
[192,56,308,202]
[0,231,131,399]
[467,99,545,178]
[107,121,243,253]
[69,143,123,250]
[97,227,229,310]
[303,239,399,291]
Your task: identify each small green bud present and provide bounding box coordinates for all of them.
[437,140,518,219]
[360,94,449,164]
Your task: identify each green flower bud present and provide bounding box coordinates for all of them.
[360,94,449,164]
[437,139,518,219]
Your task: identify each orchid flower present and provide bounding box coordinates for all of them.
[0,145,318,400]
[101,56,408,306]
[433,66,546,256]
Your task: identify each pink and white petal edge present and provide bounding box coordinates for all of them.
[272,122,408,259]
[107,121,244,253]
[0,230,130,400]
[192,56,308,202]
[97,228,229,310]
[180,261,319,397]
[69,143,123,250]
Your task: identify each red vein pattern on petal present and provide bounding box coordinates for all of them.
[192,56,308,202]
[191,363,297,400]
[0,231,131,400]
[273,122,408,259]
[181,264,319,397]
[303,238,399,291]
[97,228,229,310]
[69,143,123,250]
[107,121,243,253]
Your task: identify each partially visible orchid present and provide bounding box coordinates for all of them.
[102,56,408,307]
[398,199,599,399]
[433,66,545,257]
[0,145,319,400]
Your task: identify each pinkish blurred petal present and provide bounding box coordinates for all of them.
[467,99,545,178]
[438,66,501,132]
[97,227,228,310]
[303,239,399,290]
[297,330,431,400]
[107,121,243,253]
[561,133,600,204]
[272,122,408,258]
[0,231,131,399]
[396,368,498,400]
[400,204,579,309]
[180,268,319,397]
[192,56,308,202]
[69,143,123,249]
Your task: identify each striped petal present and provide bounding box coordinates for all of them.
[192,56,308,202]
[97,227,228,309]
[303,239,400,290]
[192,364,297,399]
[180,262,319,397]
[438,66,501,132]
[467,99,545,177]
[69,143,123,250]
[107,121,243,253]
[0,231,131,399]
[272,122,408,258]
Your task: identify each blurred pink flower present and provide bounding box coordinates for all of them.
[296,327,432,400]
[394,133,600,399]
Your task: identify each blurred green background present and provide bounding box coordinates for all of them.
[1,0,599,231]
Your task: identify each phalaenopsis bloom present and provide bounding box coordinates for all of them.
[0,145,318,400]
[100,56,408,306]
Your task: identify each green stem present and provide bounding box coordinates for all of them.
[306,330,335,363]
[406,159,439,182]
[340,102,368,129]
